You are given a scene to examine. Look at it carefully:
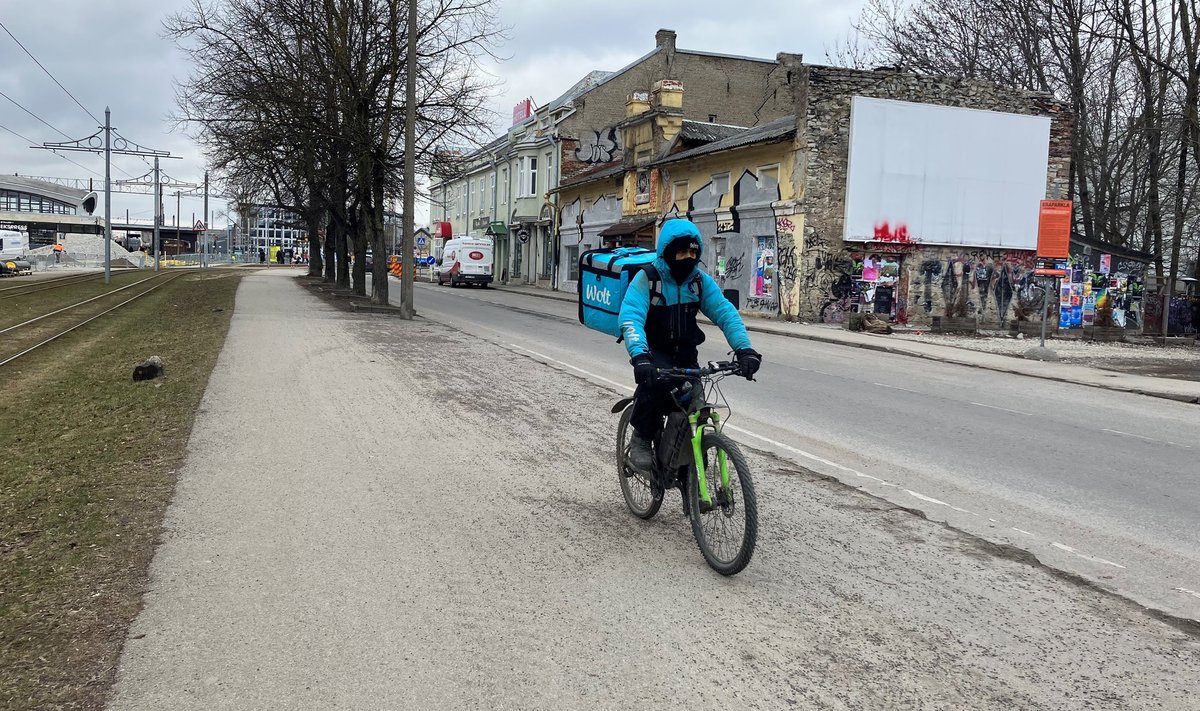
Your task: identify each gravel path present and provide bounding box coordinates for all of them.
[108,272,1200,710]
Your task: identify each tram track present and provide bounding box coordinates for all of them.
[0,271,103,300]
[0,272,184,368]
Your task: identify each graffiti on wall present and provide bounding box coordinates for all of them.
[724,254,745,281]
[575,128,620,163]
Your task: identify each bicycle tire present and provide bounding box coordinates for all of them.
[688,431,758,575]
[616,406,663,519]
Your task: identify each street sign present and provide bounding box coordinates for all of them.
[516,227,530,244]
[194,220,206,231]
[423,256,437,266]
[416,236,427,247]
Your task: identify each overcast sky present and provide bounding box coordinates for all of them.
[0,0,866,228]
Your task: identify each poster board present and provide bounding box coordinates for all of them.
[844,97,1052,249]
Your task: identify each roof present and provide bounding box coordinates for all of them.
[0,175,87,203]
[678,120,748,144]
[554,162,625,192]
[660,116,796,165]
[547,70,616,111]
[597,216,657,238]
[677,49,776,64]
[1069,231,1154,263]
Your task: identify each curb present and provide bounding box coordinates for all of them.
[489,285,1199,405]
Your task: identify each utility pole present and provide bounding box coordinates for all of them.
[33,109,176,284]
[203,170,210,268]
[400,0,418,318]
[154,157,161,272]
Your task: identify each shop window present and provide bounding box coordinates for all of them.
[566,245,580,281]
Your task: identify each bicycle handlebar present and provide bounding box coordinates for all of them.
[656,361,742,379]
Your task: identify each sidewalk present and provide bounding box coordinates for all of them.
[492,283,1200,404]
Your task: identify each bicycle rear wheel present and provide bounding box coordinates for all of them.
[688,431,758,575]
[616,406,663,519]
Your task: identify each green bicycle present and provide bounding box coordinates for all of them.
[614,361,758,575]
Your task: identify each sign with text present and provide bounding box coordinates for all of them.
[1036,200,1072,258]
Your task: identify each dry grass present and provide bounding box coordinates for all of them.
[0,270,244,710]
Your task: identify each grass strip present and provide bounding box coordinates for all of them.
[0,270,244,710]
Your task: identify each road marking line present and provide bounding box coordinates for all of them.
[905,490,979,516]
[509,345,635,393]
[1175,587,1200,600]
[970,402,1034,416]
[1051,542,1127,569]
[874,382,920,394]
[1102,428,1192,449]
[1012,528,1035,536]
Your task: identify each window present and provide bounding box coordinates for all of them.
[518,158,528,198]
[528,157,538,196]
[567,245,580,281]
[501,168,509,203]
[757,165,780,190]
[673,180,689,204]
[490,173,496,212]
[478,179,485,215]
[545,152,553,192]
[711,173,730,198]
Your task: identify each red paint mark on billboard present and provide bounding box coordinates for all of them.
[873,222,915,243]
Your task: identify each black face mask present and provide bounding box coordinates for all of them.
[668,256,699,283]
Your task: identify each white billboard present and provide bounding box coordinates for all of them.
[843,96,1052,249]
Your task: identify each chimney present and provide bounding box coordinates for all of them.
[651,79,684,110]
[655,29,676,52]
[625,90,651,118]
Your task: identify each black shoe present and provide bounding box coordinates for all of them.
[629,432,654,471]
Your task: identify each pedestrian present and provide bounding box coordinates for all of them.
[53,242,65,264]
[258,248,266,264]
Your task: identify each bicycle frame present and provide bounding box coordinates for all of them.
[686,406,729,507]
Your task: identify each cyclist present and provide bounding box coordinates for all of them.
[619,218,762,470]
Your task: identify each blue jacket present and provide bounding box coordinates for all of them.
[618,219,753,360]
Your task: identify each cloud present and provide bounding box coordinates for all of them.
[1,0,868,226]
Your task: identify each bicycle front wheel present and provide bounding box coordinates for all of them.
[616,405,663,519]
[688,431,758,575]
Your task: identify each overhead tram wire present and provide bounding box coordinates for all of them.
[0,122,103,178]
[0,88,73,140]
[0,18,101,126]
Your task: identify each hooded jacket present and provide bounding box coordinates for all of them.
[618,219,752,361]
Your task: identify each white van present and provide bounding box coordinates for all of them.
[437,237,494,287]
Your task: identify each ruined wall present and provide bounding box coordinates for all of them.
[797,65,1074,328]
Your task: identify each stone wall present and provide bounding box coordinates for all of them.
[796,65,1074,328]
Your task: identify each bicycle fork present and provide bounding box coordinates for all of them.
[688,411,730,507]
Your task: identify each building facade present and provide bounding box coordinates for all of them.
[557,57,1074,330]
[428,28,790,289]
[0,175,101,247]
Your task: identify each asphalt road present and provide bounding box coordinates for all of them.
[399,280,1200,623]
[110,271,1200,709]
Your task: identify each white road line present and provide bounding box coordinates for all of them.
[970,402,1034,416]
[508,344,634,393]
[1175,587,1200,600]
[1051,542,1127,569]
[1012,528,1035,536]
[905,490,979,516]
[874,382,920,394]
[1102,428,1192,449]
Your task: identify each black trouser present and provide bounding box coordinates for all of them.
[630,348,698,439]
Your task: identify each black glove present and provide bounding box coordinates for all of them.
[734,348,762,380]
[631,354,656,386]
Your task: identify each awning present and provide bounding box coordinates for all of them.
[486,221,508,236]
[597,217,657,238]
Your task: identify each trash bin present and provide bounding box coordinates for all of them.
[723,288,740,310]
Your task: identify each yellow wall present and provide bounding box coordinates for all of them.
[658,142,795,214]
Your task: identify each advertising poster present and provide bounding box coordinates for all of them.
[753,238,776,299]
[1099,253,1112,274]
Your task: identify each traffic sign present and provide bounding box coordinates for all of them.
[194,220,206,231]
[416,236,427,247]
[423,256,437,265]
